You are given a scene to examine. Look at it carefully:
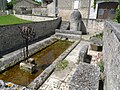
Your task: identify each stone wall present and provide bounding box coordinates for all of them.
[32,8,47,16]
[0,18,61,56]
[47,1,56,17]
[103,21,120,90]
[82,19,104,34]
[13,0,39,14]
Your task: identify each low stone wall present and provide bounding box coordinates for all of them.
[0,17,61,56]
[82,19,104,34]
[0,37,57,73]
[103,21,120,90]
[15,15,56,21]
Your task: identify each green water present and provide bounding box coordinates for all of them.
[0,40,72,86]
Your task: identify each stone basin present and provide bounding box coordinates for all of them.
[90,37,103,51]
[0,40,73,86]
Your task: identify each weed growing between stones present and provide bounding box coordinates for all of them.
[97,60,104,73]
[90,33,103,40]
[97,60,104,90]
[56,60,69,71]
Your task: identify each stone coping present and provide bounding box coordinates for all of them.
[105,20,120,41]
[55,29,82,35]
[27,40,80,90]
[15,15,58,22]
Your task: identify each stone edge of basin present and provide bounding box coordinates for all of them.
[27,40,80,90]
[55,29,82,41]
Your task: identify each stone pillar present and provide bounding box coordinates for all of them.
[70,0,81,31]
[70,10,82,31]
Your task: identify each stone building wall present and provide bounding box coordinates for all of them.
[87,19,104,34]
[32,8,47,16]
[13,0,39,14]
[103,21,120,90]
[47,0,90,21]
[0,18,61,56]
[47,1,56,17]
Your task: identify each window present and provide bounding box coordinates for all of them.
[110,9,115,14]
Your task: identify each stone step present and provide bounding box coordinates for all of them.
[60,21,70,30]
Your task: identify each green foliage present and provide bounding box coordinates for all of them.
[95,33,103,40]
[97,60,104,73]
[56,60,69,71]
[116,9,120,23]
[94,0,97,9]
[7,0,16,10]
[115,0,120,23]
[90,33,103,40]
[7,2,13,10]
[0,15,31,25]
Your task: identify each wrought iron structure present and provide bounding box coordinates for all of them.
[18,26,36,61]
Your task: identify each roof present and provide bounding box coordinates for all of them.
[15,0,39,5]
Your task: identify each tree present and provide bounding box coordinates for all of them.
[7,0,16,10]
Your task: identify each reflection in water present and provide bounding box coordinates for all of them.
[0,40,72,86]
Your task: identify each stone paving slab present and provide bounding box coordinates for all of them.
[65,41,90,64]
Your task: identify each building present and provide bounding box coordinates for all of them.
[97,1,118,19]
[13,0,39,14]
[0,0,7,11]
[46,0,91,21]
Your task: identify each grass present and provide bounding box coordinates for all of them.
[0,15,31,25]
[56,60,69,71]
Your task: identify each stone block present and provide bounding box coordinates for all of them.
[78,45,89,63]
[69,62,100,90]
[20,61,36,73]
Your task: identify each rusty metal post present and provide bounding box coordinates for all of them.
[18,26,36,62]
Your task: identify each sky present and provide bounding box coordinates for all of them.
[7,0,42,2]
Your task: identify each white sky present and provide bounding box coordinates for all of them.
[7,0,42,2]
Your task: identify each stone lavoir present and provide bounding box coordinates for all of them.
[0,40,72,87]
